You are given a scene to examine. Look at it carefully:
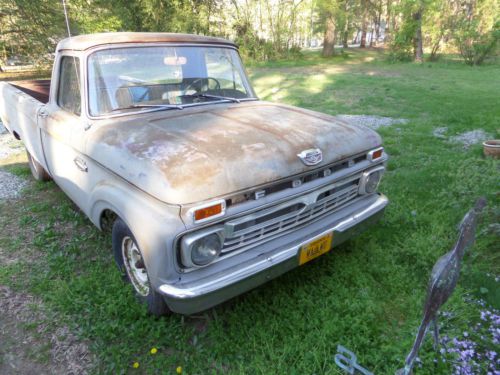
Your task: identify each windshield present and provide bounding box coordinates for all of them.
[87,46,256,116]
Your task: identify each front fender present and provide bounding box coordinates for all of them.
[89,180,186,287]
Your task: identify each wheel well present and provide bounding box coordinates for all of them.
[100,209,118,232]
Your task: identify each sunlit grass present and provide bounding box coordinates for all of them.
[0,69,51,82]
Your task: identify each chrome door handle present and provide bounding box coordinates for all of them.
[74,157,88,172]
[38,108,49,118]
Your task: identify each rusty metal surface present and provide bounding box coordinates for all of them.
[57,32,236,51]
[86,101,382,205]
[10,80,51,104]
[397,197,487,375]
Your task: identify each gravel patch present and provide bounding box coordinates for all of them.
[0,121,24,159]
[0,170,27,200]
[433,127,491,149]
[335,114,408,130]
[432,126,448,139]
[449,129,491,149]
[0,286,93,375]
[0,120,28,201]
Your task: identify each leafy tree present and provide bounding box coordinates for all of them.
[389,0,427,61]
[0,0,123,66]
[0,0,66,64]
[0,0,497,66]
[452,0,499,65]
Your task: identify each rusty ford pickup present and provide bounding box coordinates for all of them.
[0,32,388,315]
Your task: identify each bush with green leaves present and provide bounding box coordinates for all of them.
[388,19,417,62]
[235,22,302,62]
[454,20,500,65]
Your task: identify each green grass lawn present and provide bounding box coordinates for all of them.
[0,49,499,374]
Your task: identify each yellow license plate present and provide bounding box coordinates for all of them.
[299,232,333,265]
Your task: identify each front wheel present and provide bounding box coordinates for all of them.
[27,151,51,181]
[112,218,170,316]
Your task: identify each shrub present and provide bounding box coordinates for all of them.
[234,22,302,62]
[454,20,500,65]
[388,33,414,62]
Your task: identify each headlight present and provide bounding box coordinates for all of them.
[180,230,223,267]
[359,167,385,195]
[191,233,222,266]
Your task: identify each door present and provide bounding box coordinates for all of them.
[39,54,90,212]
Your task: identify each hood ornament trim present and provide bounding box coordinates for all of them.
[297,148,323,166]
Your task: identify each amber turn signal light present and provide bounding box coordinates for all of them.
[368,147,384,162]
[192,200,226,223]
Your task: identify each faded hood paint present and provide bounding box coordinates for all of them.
[87,102,381,205]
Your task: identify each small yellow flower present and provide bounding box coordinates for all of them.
[133,362,140,369]
[176,366,182,374]
[150,347,158,355]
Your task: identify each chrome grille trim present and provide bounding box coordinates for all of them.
[221,173,361,254]
[226,152,368,206]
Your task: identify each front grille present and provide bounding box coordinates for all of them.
[221,178,360,254]
[226,153,367,206]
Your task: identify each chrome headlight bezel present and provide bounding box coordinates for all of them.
[180,227,224,268]
[359,166,385,195]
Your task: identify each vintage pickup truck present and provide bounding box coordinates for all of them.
[0,32,388,315]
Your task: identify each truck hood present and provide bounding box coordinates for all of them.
[87,102,381,205]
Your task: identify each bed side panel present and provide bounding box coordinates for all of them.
[0,82,47,168]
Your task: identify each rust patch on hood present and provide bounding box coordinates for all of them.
[87,102,381,204]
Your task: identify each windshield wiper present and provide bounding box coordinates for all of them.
[108,103,183,113]
[182,93,241,103]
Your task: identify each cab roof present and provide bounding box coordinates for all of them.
[56,32,237,51]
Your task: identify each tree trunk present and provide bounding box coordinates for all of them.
[384,0,391,42]
[343,12,349,48]
[360,5,368,48]
[309,0,314,47]
[375,5,382,45]
[413,8,423,62]
[369,23,375,46]
[322,13,336,57]
[360,26,367,47]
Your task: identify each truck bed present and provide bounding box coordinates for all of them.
[10,79,51,104]
[0,79,50,170]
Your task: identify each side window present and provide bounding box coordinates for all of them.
[57,56,81,115]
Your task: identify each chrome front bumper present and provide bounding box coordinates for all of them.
[159,193,388,314]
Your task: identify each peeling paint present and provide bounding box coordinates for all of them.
[88,101,381,204]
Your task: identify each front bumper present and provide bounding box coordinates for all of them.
[159,193,388,314]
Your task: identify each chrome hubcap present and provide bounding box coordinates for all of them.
[121,236,150,296]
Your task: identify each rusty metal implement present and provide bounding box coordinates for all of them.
[334,345,373,375]
[396,197,487,375]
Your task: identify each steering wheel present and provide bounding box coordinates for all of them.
[184,77,221,94]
